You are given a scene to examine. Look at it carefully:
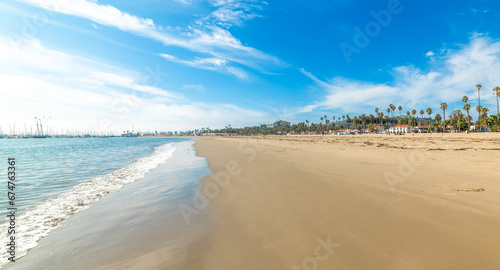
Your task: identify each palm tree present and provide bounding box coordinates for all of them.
[462,96,470,132]
[305,120,309,127]
[342,115,345,129]
[463,103,471,131]
[360,114,367,130]
[435,114,442,129]
[440,103,447,133]
[462,95,469,104]
[386,108,391,125]
[411,110,417,127]
[477,84,482,126]
[493,87,500,131]
[398,106,403,117]
[476,105,482,131]
[453,110,463,133]
[384,115,390,126]
[419,110,425,126]
[482,107,489,131]
[426,108,433,132]
[390,104,396,124]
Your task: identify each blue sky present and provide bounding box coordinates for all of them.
[2,0,500,133]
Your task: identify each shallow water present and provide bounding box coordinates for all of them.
[3,140,211,269]
[0,137,192,267]
[0,137,187,216]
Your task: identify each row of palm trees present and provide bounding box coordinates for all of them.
[304,84,500,133]
[213,84,500,135]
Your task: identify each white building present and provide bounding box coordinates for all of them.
[389,125,412,134]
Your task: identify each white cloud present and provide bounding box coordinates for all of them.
[183,84,206,91]
[18,0,281,77]
[197,0,263,29]
[160,53,248,79]
[471,8,489,14]
[299,36,500,115]
[0,37,181,99]
[426,51,435,57]
[0,37,271,134]
[91,72,182,99]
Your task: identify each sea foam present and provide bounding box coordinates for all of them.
[0,143,176,267]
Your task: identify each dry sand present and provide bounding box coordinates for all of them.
[189,133,500,270]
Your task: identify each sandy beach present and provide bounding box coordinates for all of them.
[188,133,500,270]
[4,134,499,270]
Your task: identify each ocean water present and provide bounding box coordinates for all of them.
[3,140,211,270]
[0,137,191,266]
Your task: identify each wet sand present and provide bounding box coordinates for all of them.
[4,141,210,270]
[188,133,500,269]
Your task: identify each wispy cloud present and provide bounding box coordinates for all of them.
[299,36,500,115]
[160,53,248,79]
[196,0,265,29]
[91,72,182,99]
[18,0,281,78]
[183,84,206,91]
[0,37,180,100]
[0,37,271,132]
[471,8,489,14]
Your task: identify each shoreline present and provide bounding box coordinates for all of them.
[4,134,499,269]
[188,133,500,269]
[3,140,211,270]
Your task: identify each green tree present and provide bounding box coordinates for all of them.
[476,105,482,130]
[411,109,417,127]
[463,103,471,131]
[440,103,447,133]
[482,107,490,131]
[462,96,470,132]
[435,114,442,129]
[419,110,425,126]
[493,87,500,131]
[390,104,396,124]
[477,84,482,127]
[426,108,433,132]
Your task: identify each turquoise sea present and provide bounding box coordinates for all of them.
[0,137,201,267]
